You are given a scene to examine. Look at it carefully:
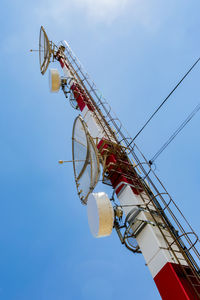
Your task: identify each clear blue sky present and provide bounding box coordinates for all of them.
[1,1,200,299]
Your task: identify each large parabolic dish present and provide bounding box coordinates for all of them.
[39,26,52,75]
[72,116,100,205]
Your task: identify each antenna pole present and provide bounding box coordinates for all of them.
[38,27,200,299]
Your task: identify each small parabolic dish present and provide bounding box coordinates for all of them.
[72,116,100,205]
[39,26,52,75]
[87,192,114,238]
[49,69,61,92]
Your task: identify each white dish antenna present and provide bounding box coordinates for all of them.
[49,69,61,92]
[87,192,114,238]
[72,116,100,204]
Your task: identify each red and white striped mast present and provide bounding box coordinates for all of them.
[38,26,200,299]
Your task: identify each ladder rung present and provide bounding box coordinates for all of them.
[191,283,200,287]
[170,249,182,253]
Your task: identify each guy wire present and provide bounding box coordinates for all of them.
[149,103,200,164]
[128,56,200,147]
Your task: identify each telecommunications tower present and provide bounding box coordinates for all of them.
[38,26,200,299]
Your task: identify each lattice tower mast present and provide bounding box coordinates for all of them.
[38,27,200,299]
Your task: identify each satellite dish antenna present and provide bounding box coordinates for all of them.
[72,115,100,204]
[49,69,61,92]
[39,26,53,75]
[87,192,114,238]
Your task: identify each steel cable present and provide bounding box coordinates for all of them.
[149,103,200,164]
[128,56,200,146]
